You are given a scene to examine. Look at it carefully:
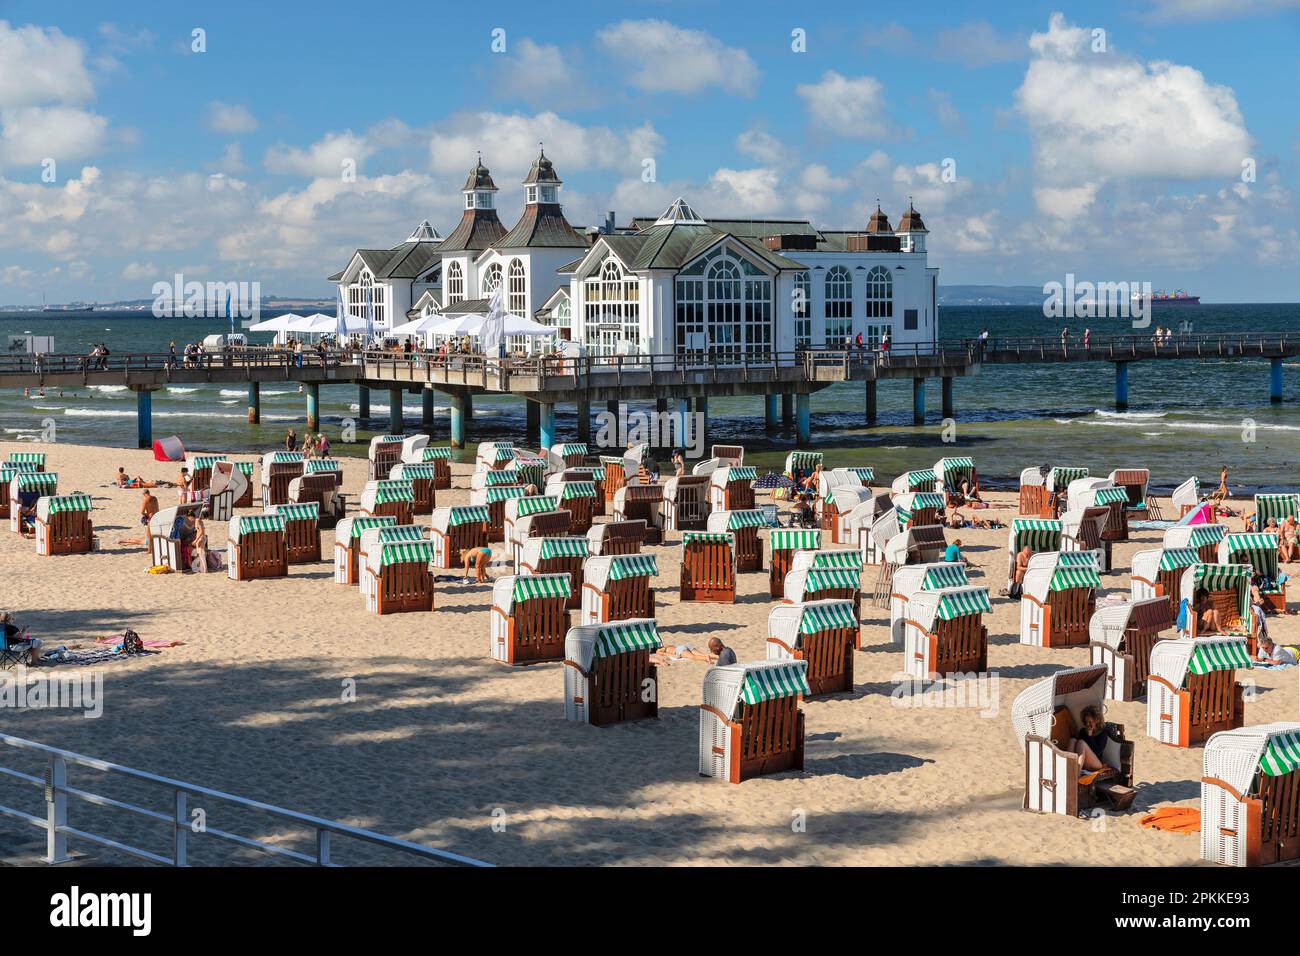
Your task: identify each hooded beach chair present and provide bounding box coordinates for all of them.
[1147,636,1251,747]
[368,434,406,481]
[587,519,645,557]
[505,495,563,563]
[227,513,287,581]
[1011,664,1136,816]
[548,442,589,472]
[819,486,874,544]
[849,494,895,564]
[612,484,663,544]
[1007,517,1063,589]
[784,551,864,626]
[389,462,438,515]
[767,528,822,598]
[767,600,858,696]
[901,585,991,678]
[891,468,939,496]
[599,455,628,502]
[1253,493,1300,531]
[934,456,978,507]
[1219,532,1286,613]
[893,491,945,530]
[190,454,225,496]
[147,503,205,570]
[1088,597,1176,701]
[889,562,970,645]
[363,539,434,615]
[471,466,526,493]
[430,505,489,569]
[784,451,822,489]
[333,515,397,585]
[1018,465,1088,519]
[660,474,711,532]
[691,457,722,478]
[7,451,45,472]
[1171,477,1200,518]
[232,461,255,507]
[476,440,516,473]
[1179,563,1254,642]
[9,471,56,533]
[830,466,874,490]
[359,478,415,525]
[563,619,661,725]
[1061,505,1112,573]
[207,460,250,522]
[289,459,345,527]
[490,573,572,664]
[581,553,658,625]
[1131,546,1199,617]
[0,461,38,521]
[261,451,304,507]
[471,482,526,543]
[585,462,606,516]
[1019,551,1101,648]
[874,523,948,610]
[699,661,808,784]
[269,502,321,564]
[709,465,757,513]
[1110,468,1159,519]
[679,531,737,603]
[544,477,598,535]
[35,493,94,556]
[354,525,425,589]
[519,535,589,610]
[416,445,453,489]
[706,509,766,572]
[1067,478,1130,542]
[711,444,745,466]
[1164,522,1227,565]
[1201,722,1300,867]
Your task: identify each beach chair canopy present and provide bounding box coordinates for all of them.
[1011,664,1108,752]
[479,484,526,505]
[262,451,304,484]
[711,445,745,465]
[785,451,823,476]
[229,513,285,543]
[583,553,658,590]
[1171,477,1200,510]
[34,493,91,522]
[831,466,874,486]
[790,548,864,574]
[894,492,945,524]
[884,524,948,565]
[547,479,597,500]
[907,586,991,634]
[148,502,204,537]
[13,471,57,497]
[565,618,661,672]
[769,599,858,650]
[505,495,560,522]
[391,462,434,482]
[691,457,721,477]
[1023,550,1101,601]
[1253,494,1300,528]
[1061,506,1109,542]
[1089,596,1172,651]
[192,454,226,472]
[1069,481,1129,513]
[1203,723,1300,800]
[363,479,415,507]
[1180,563,1253,623]
[363,539,435,576]
[682,530,734,554]
[420,445,453,462]
[475,441,515,471]
[305,458,342,476]
[357,526,426,560]
[493,572,573,616]
[369,434,406,453]
[783,566,862,602]
[7,451,45,466]
[1008,518,1063,555]
[829,486,874,514]
[1149,636,1251,689]
[395,434,428,463]
[1131,546,1199,584]
[520,535,590,566]
[270,502,320,522]
[934,456,976,490]
[703,660,811,720]
[891,562,970,601]
[431,505,490,531]
[767,528,821,553]
[891,469,938,495]
[711,465,758,488]
[706,509,767,533]
[1219,532,1280,577]
[1164,523,1227,552]
[337,515,397,542]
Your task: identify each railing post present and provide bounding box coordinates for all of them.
[174,790,188,866]
[44,753,69,864]
[317,829,331,865]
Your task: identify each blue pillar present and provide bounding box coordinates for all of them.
[865,379,878,426]
[1270,357,1283,403]
[247,381,260,424]
[526,399,540,444]
[357,385,370,420]
[389,388,404,434]
[450,393,470,449]
[422,388,434,428]
[136,387,153,449]
[305,382,320,431]
[941,376,954,419]
[795,393,811,445]
[765,394,780,430]
[576,400,591,442]
[912,378,926,425]
[1115,361,1129,410]
[538,402,556,451]
[782,393,793,428]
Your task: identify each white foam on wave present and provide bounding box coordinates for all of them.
[1165,421,1300,433]
[61,408,298,421]
[167,387,199,394]
[219,389,245,397]
[1093,409,1166,419]
[88,385,127,393]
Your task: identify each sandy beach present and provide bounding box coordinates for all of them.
[1,437,1297,867]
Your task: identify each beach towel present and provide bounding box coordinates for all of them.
[1177,502,1214,527]
[95,637,184,648]
[1139,806,1200,835]
[148,565,174,574]
[1175,597,1189,633]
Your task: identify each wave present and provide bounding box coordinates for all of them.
[61,408,298,421]
[167,387,200,394]
[219,389,245,397]
[1092,409,1166,420]
[1164,421,1300,433]
[87,385,127,393]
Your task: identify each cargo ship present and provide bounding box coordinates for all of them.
[1130,289,1200,306]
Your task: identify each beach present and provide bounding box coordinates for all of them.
[1,437,1297,867]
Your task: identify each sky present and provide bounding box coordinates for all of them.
[0,0,1297,303]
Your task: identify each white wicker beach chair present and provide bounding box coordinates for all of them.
[889,562,970,644]
[1163,522,1228,564]
[367,434,406,480]
[9,471,56,533]
[1018,551,1100,648]
[333,515,398,585]
[890,468,938,496]
[1171,477,1200,517]
[699,660,808,783]
[1202,722,1300,867]
[580,553,658,625]
[563,619,661,725]
[1061,506,1111,573]
[1219,532,1286,613]
[661,474,711,532]
[261,451,304,507]
[490,572,572,663]
[1147,636,1251,747]
[766,599,858,696]
[362,538,434,615]
[35,493,94,556]
[901,586,991,679]
[1087,597,1175,701]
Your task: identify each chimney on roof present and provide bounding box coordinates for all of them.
[585,226,601,246]
[604,211,616,235]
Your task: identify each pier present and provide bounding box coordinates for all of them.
[0,330,1291,448]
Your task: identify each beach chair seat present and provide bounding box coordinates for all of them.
[415,445,453,489]
[1202,723,1300,867]
[508,505,570,568]
[709,465,757,513]
[679,531,736,603]
[368,435,406,481]
[767,600,857,696]
[660,474,711,533]
[587,520,645,556]
[612,484,663,544]
[227,514,288,581]
[363,539,434,615]
[359,479,415,526]
[767,528,821,598]
[261,452,304,507]
[564,619,660,725]
[389,462,437,515]
[706,509,765,573]
[581,554,658,625]
[35,494,94,556]
[1148,637,1250,747]
[270,502,321,564]
[430,505,489,569]
[472,483,527,543]
[700,661,808,783]
[519,536,588,610]
[491,573,572,664]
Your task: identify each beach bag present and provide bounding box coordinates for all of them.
[121,630,144,655]
[1175,597,1189,633]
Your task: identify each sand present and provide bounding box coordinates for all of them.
[1,437,1296,867]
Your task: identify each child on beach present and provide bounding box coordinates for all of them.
[461,546,493,583]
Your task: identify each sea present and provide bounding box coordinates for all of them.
[2,304,1297,493]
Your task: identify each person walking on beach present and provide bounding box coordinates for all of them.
[176,466,191,503]
[317,432,330,458]
[1210,465,1229,505]
[140,489,159,528]
[285,429,297,452]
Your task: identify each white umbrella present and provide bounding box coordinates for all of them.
[480,286,506,357]
[302,312,363,333]
[389,313,451,336]
[425,312,487,338]
[246,313,302,332]
[501,314,559,337]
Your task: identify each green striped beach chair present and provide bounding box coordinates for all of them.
[700,660,808,783]
[1148,636,1250,747]
[491,573,573,664]
[563,619,661,725]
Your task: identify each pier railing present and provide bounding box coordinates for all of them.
[967,330,1296,361]
[0,346,343,377]
[0,733,489,867]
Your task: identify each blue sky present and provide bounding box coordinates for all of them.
[0,0,1297,302]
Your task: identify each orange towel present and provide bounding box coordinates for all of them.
[1139,806,1201,834]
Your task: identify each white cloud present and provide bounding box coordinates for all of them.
[796,72,893,139]
[1032,183,1100,219]
[0,106,107,164]
[596,20,759,96]
[207,101,258,135]
[0,22,95,109]
[120,261,157,280]
[495,38,594,107]
[266,130,374,178]
[800,164,850,193]
[1145,0,1300,20]
[736,129,796,166]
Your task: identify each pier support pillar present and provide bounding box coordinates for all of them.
[695,396,708,450]
[795,394,811,446]
[1114,361,1129,410]
[765,394,780,430]
[305,382,320,431]
[526,400,540,445]
[865,380,877,427]
[782,393,793,428]
[656,398,669,414]
[357,385,370,421]
[941,376,954,420]
[576,401,591,442]
[1270,357,1284,403]
[449,393,471,449]
[247,381,260,424]
[135,387,154,449]
[538,402,556,452]
[388,388,404,434]
[912,378,926,425]
[422,388,434,430]
[607,400,620,419]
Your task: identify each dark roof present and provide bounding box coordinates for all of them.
[439,208,508,253]
[521,149,561,185]
[568,223,803,273]
[463,158,498,192]
[866,204,893,235]
[496,203,586,249]
[327,269,345,282]
[378,241,442,279]
[442,297,491,315]
[898,201,927,232]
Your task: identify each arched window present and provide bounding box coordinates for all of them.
[481,262,503,297]
[507,259,527,317]
[674,248,772,363]
[824,265,852,344]
[866,266,893,319]
[446,261,464,305]
[793,271,811,347]
[582,257,639,355]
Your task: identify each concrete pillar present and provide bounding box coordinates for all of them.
[695,396,708,450]
[795,393,811,446]
[357,385,370,421]
[656,398,669,414]
[1115,361,1129,410]
[782,393,793,428]
[865,379,877,426]
[449,393,471,449]
[912,378,925,425]
[1270,357,1283,403]
[422,388,434,429]
[765,394,780,430]
[576,401,591,442]
[305,382,320,431]
[247,381,260,424]
[941,377,954,420]
[389,388,404,434]
[538,402,556,451]
[526,400,540,444]
[135,387,153,449]
[606,400,620,418]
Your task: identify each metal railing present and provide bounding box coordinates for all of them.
[0,346,348,377]
[966,330,1296,361]
[0,733,489,867]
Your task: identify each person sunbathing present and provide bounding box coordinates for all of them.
[461,546,492,583]
[799,464,822,493]
[1070,705,1116,773]
[1280,517,1299,562]
[1256,635,1298,667]
[1195,587,1223,634]
[653,643,714,663]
